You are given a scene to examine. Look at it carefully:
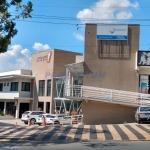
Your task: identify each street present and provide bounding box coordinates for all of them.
[0,141,150,150]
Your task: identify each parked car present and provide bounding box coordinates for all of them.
[21,111,46,125]
[135,106,150,124]
[36,114,65,125]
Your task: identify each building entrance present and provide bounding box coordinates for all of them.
[19,103,29,118]
[0,102,4,113]
[6,102,16,117]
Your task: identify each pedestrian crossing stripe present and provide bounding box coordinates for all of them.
[0,124,150,142]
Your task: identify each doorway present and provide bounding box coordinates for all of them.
[19,103,29,118]
[0,102,4,113]
[6,102,16,117]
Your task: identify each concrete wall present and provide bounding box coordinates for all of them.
[84,24,140,92]
[83,100,137,124]
[0,69,32,76]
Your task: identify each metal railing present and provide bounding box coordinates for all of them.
[58,115,83,125]
[64,85,150,107]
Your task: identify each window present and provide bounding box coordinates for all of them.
[30,112,41,115]
[140,107,150,112]
[47,80,51,96]
[10,82,18,91]
[0,83,3,91]
[39,80,45,96]
[22,82,30,91]
[38,102,44,111]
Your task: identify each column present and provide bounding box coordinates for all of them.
[44,102,46,113]
[15,101,20,119]
[3,102,6,115]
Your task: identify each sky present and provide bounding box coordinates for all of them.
[0,0,150,72]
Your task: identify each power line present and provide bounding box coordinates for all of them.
[32,5,147,9]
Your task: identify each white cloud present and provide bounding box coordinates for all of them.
[73,33,84,41]
[33,42,50,51]
[76,0,139,23]
[0,44,31,72]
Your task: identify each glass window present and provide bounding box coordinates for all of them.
[10,82,18,91]
[31,112,41,115]
[38,102,44,111]
[140,107,150,112]
[55,79,64,98]
[0,83,3,91]
[47,80,51,96]
[39,80,45,96]
[22,82,30,91]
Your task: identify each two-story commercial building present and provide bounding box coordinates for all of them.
[0,70,34,118]
[1,24,150,125]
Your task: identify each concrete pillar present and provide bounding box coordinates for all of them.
[3,102,6,115]
[15,101,20,119]
[44,102,46,112]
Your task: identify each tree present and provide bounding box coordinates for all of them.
[0,0,33,53]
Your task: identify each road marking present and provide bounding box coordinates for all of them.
[19,126,42,141]
[0,128,21,136]
[107,125,122,141]
[118,124,138,140]
[142,124,150,130]
[50,126,65,141]
[0,127,32,142]
[66,124,78,141]
[95,125,106,141]
[35,126,53,141]
[130,124,150,140]
[81,125,90,141]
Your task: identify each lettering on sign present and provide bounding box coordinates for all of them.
[37,51,52,63]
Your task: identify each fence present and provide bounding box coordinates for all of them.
[57,115,83,125]
[64,85,150,107]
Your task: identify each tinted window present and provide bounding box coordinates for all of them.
[39,80,45,96]
[31,112,40,115]
[10,82,18,91]
[23,111,30,114]
[47,80,51,96]
[140,107,150,112]
[22,82,30,91]
[0,83,3,91]
[46,115,55,118]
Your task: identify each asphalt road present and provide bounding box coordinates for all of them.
[0,141,150,150]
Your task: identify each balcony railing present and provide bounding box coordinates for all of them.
[64,85,150,107]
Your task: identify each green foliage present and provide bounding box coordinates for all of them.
[0,0,33,53]
[0,111,4,116]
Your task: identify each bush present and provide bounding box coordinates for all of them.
[0,111,4,116]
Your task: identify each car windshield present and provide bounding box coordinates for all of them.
[46,115,55,118]
[140,107,150,112]
[23,111,30,114]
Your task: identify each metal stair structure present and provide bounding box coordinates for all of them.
[64,85,150,107]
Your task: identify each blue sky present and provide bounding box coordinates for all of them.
[0,0,150,72]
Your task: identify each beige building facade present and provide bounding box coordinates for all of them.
[31,49,82,114]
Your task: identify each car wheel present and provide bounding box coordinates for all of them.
[38,123,42,126]
[24,121,28,124]
[30,119,36,125]
[54,121,60,124]
[137,120,141,124]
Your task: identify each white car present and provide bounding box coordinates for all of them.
[21,111,46,125]
[36,114,65,125]
[135,106,150,124]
